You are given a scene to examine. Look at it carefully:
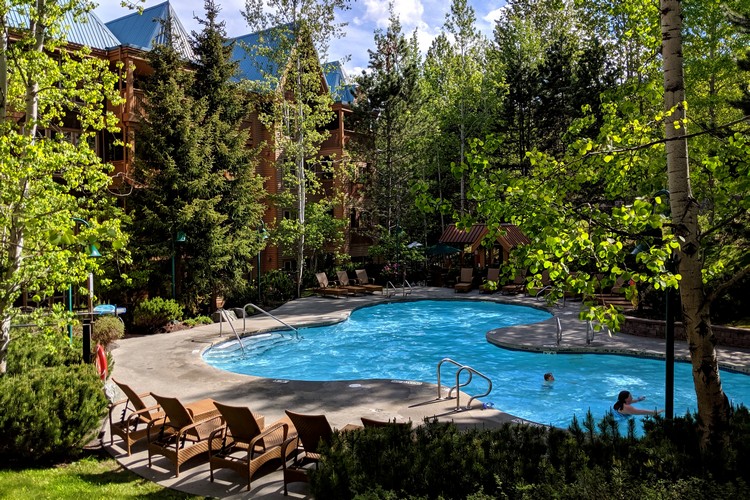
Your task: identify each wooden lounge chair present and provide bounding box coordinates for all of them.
[281,411,335,495]
[501,271,527,295]
[147,394,223,477]
[313,272,350,297]
[108,379,165,456]
[355,269,384,294]
[479,268,500,294]
[336,270,366,295]
[209,402,295,491]
[454,267,474,293]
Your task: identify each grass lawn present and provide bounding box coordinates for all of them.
[0,450,203,499]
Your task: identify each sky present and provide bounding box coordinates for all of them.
[93,0,506,78]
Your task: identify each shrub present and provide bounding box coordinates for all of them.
[92,316,124,348]
[260,269,296,305]
[183,315,213,327]
[310,413,750,500]
[132,297,183,333]
[0,363,107,463]
[6,330,82,375]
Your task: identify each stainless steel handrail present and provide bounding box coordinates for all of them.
[385,280,412,298]
[459,365,493,410]
[219,309,245,355]
[436,357,493,410]
[241,302,300,339]
[556,316,563,346]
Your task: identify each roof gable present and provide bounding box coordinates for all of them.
[439,223,530,253]
[105,1,194,60]
[230,30,282,83]
[323,61,355,104]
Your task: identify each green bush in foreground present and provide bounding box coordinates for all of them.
[0,364,107,463]
[132,297,183,333]
[311,409,750,499]
[0,331,108,464]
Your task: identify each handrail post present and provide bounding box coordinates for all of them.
[220,309,245,355]
[241,302,299,339]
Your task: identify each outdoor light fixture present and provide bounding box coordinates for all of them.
[257,222,268,304]
[69,217,100,363]
[171,231,187,300]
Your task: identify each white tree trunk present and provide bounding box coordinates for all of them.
[661,0,729,448]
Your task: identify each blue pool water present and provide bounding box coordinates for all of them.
[203,300,750,430]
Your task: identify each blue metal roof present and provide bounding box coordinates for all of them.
[323,61,355,104]
[105,1,194,60]
[230,28,353,103]
[7,8,120,50]
[230,30,280,84]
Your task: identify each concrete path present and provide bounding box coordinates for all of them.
[103,286,750,499]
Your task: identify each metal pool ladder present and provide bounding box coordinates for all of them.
[240,302,300,339]
[385,280,413,298]
[436,358,493,411]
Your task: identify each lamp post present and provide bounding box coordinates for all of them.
[632,189,674,419]
[665,259,675,419]
[653,189,674,420]
[257,222,268,304]
[69,217,101,362]
[171,231,186,300]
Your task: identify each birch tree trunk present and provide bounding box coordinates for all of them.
[661,0,729,449]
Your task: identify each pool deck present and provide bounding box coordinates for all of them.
[104,286,750,499]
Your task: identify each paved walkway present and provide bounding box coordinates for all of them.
[103,287,750,499]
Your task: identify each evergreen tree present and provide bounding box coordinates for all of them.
[189,0,266,308]
[130,6,265,313]
[350,4,423,253]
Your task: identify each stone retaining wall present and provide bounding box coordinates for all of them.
[621,316,750,349]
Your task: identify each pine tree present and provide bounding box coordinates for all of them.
[130,6,265,313]
[351,5,422,246]
[189,0,266,308]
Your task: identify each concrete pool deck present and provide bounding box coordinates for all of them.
[104,286,750,499]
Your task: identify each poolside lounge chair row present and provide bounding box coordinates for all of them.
[108,379,409,494]
[313,269,384,297]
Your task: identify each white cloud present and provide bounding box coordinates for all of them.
[360,0,425,29]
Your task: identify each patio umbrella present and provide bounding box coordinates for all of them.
[427,243,461,255]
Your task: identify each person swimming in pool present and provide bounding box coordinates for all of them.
[613,390,664,416]
[543,372,554,385]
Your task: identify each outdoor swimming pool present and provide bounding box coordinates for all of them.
[203,300,750,430]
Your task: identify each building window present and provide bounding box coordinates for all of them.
[103,131,124,162]
[317,156,334,180]
[350,208,358,228]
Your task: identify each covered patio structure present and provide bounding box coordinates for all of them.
[438,223,530,269]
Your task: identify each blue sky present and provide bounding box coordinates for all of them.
[93,0,506,78]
